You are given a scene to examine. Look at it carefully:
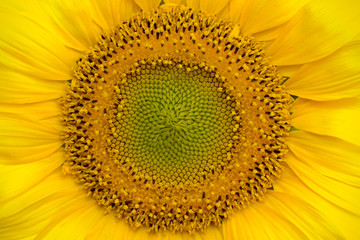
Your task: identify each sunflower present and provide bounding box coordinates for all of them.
[1,0,360,239]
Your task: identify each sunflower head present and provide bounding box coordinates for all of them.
[61,6,291,232]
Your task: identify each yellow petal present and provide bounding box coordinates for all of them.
[0,171,81,239]
[277,64,302,79]
[286,40,360,100]
[35,198,104,240]
[185,0,200,11]
[276,165,360,240]
[0,9,77,80]
[87,0,142,32]
[35,1,101,52]
[84,214,136,240]
[286,148,360,215]
[225,165,351,239]
[0,113,62,165]
[135,0,162,12]
[199,227,223,240]
[252,25,288,42]
[224,192,340,240]
[0,151,63,202]
[199,0,230,16]
[163,0,185,5]
[268,0,360,66]
[231,0,309,35]
[265,191,344,239]
[291,98,360,146]
[224,205,306,240]
[289,131,360,187]
[186,0,230,15]
[214,1,232,21]
[6,0,144,58]
[0,101,61,121]
[0,72,65,104]
[228,0,247,26]
[0,141,62,165]
[0,194,71,240]
[37,0,141,52]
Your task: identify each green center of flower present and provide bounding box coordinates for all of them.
[112,61,239,185]
[62,6,291,233]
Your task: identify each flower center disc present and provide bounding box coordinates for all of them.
[62,6,291,232]
[113,60,241,186]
